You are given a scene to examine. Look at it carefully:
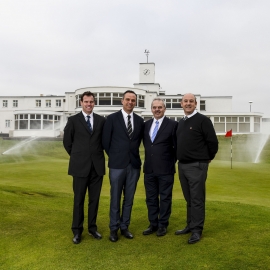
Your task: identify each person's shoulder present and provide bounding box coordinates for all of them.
[69,112,82,120]
[133,113,144,122]
[93,113,105,121]
[166,117,178,124]
[105,110,120,120]
[194,112,209,120]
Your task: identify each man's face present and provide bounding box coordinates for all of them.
[151,100,166,119]
[121,92,136,114]
[181,94,197,115]
[80,95,95,114]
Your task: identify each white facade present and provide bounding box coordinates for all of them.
[0,62,265,137]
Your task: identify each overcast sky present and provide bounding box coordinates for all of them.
[1,0,270,116]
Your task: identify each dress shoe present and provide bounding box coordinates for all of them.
[188,232,201,244]
[121,229,134,239]
[175,227,191,235]
[143,225,158,235]
[72,234,81,244]
[109,230,118,242]
[88,230,102,240]
[156,227,167,237]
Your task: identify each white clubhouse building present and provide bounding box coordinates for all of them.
[0,62,265,138]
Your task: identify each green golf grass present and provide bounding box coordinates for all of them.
[0,135,269,270]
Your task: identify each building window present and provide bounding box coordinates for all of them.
[36,100,41,107]
[99,93,111,105]
[56,99,61,107]
[172,99,181,109]
[3,100,8,107]
[112,93,122,105]
[30,114,41,129]
[200,100,206,111]
[5,120,11,128]
[13,100,18,107]
[76,95,81,108]
[164,98,181,109]
[138,95,145,108]
[46,100,51,107]
[43,114,54,130]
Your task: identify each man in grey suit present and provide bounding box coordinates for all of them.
[142,98,178,237]
[63,91,106,244]
[102,90,144,242]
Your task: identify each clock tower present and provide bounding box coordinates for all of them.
[139,63,155,83]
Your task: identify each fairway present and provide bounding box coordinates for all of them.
[0,136,270,270]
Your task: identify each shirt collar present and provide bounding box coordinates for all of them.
[121,109,133,118]
[185,109,197,118]
[82,111,93,118]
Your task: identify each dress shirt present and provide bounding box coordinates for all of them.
[149,116,165,138]
[82,111,94,130]
[121,109,134,130]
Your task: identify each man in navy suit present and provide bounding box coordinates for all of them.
[142,98,178,237]
[102,90,144,242]
[63,91,106,244]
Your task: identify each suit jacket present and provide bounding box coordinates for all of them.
[63,112,106,177]
[143,117,178,175]
[102,110,144,169]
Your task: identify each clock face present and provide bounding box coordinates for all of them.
[143,69,150,75]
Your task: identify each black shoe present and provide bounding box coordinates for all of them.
[109,230,118,242]
[88,230,102,240]
[156,227,167,237]
[175,227,191,235]
[72,234,81,244]
[121,229,134,239]
[143,225,158,235]
[188,232,201,244]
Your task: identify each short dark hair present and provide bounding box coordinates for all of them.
[122,90,137,99]
[80,91,96,102]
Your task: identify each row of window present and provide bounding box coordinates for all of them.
[14,114,60,130]
[164,99,206,110]
[2,99,62,108]
[75,93,145,108]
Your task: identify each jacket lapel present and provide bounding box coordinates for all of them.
[117,111,129,137]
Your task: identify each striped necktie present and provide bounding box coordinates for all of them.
[127,115,133,139]
[151,120,159,142]
[86,115,92,132]
[183,116,188,121]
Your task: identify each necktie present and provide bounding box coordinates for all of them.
[127,115,133,139]
[86,115,92,132]
[151,120,159,142]
[183,116,188,121]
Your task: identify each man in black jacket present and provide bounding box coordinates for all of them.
[142,98,177,237]
[175,93,218,244]
[63,91,105,244]
[102,90,144,242]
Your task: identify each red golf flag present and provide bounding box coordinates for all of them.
[225,129,232,137]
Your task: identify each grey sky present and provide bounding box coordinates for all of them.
[1,0,270,116]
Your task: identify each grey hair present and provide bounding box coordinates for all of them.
[151,98,166,108]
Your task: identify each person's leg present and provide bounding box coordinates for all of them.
[144,173,159,227]
[158,174,174,228]
[120,164,140,230]
[72,176,88,235]
[109,168,126,231]
[87,164,103,232]
[178,163,191,228]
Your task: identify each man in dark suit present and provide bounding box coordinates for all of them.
[102,90,144,242]
[175,93,218,244]
[63,91,106,244]
[142,98,178,237]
